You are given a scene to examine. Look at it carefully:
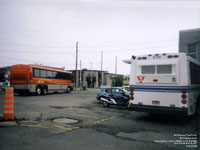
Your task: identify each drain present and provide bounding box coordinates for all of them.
[53,118,78,124]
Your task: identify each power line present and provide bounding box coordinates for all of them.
[80,40,177,48]
[0,55,77,67]
[79,44,178,54]
[0,35,196,50]
[0,49,75,54]
[0,42,75,49]
[0,44,178,54]
[0,38,177,49]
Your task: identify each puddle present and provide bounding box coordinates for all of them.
[53,118,78,124]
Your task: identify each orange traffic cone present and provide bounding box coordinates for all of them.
[3,87,14,120]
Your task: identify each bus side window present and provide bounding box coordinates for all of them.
[33,68,40,77]
[63,73,69,80]
[40,70,47,78]
[56,72,63,79]
[47,71,53,78]
[52,72,57,79]
[69,74,72,80]
[66,73,71,80]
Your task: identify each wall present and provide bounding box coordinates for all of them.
[179,28,200,61]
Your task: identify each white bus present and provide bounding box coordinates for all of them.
[125,53,200,116]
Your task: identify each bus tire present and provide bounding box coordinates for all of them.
[66,87,71,93]
[19,92,24,96]
[36,86,42,95]
[42,87,47,95]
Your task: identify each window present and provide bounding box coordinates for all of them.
[33,68,40,77]
[40,70,47,78]
[187,44,197,59]
[142,65,155,74]
[190,62,200,84]
[63,73,68,80]
[64,73,72,80]
[33,69,71,80]
[105,88,112,93]
[56,72,63,79]
[157,65,172,74]
[53,72,57,78]
[115,89,120,93]
[47,71,53,78]
[141,65,172,74]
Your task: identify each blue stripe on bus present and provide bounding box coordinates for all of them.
[129,85,200,93]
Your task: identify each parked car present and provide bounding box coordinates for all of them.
[96,87,129,104]
[122,85,130,92]
[99,85,110,89]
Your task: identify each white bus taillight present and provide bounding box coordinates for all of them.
[181,99,187,104]
[181,89,187,104]
[182,94,187,99]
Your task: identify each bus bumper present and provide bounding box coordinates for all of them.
[11,84,36,93]
[130,104,188,116]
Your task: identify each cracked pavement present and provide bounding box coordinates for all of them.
[0,89,199,150]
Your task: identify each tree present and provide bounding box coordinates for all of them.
[111,75,124,87]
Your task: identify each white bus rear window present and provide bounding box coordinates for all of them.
[141,65,172,74]
[142,65,155,74]
[157,65,172,74]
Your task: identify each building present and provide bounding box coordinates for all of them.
[123,75,130,85]
[179,28,200,61]
[69,69,124,89]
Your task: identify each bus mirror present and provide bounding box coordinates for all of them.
[132,55,136,59]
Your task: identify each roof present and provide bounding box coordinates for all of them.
[180,28,200,33]
[12,64,72,74]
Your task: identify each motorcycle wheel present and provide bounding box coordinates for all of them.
[125,101,130,109]
[103,101,109,107]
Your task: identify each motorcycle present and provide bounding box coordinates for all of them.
[100,92,130,108]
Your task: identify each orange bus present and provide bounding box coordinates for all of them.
[10,64,72,95]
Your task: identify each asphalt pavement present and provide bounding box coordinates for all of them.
[0,89,199,150]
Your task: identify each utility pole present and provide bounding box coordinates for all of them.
[75,42,78,89]
[80,60,82,90]
[115,56,117,75]
[101,51,103,86]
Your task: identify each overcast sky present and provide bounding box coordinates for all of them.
[0,0,200,75]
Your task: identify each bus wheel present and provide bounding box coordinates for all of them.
[42,88,47,95]
[66,88,71,93]
[19,92,24,96]
[36,87,42,95]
